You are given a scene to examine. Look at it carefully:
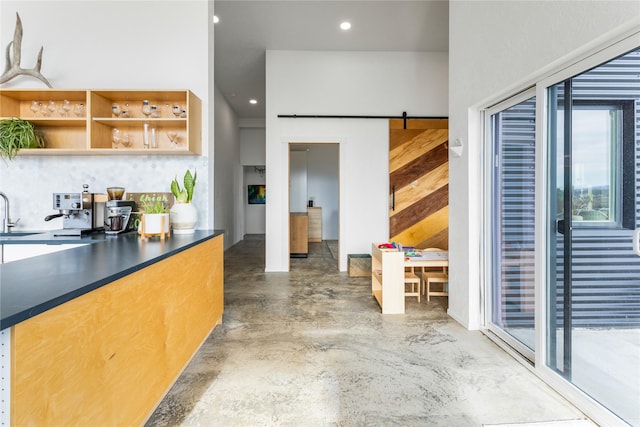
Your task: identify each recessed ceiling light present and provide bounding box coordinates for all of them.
[213,15,219,24]
[249,99,258,105]
[340,21,351,30]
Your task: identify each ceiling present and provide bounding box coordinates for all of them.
[213,0,449,119]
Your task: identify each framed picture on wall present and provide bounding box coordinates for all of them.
[248,184,266,204]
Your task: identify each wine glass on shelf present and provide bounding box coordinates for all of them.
[47,101,57,117]
[167,131,179,148]
[30,101,41,117]
[112,128,121,149]
[61,100,71,117]
[73,103,85,117]
[42,100,55,117]
[172,105,181,118]
[112,104,121,118]
[121,132,131,148]
[141,100,151,118]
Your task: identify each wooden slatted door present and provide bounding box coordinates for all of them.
[389,119,448,249]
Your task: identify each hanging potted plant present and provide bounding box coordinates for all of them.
[170,169,198,234]
[0,117,44,160]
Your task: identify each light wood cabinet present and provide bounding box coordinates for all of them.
[0,89,201,155]
[307,206,322,242]
[290,213,308,257]
[371,243,405,314]
[10,234,223,426]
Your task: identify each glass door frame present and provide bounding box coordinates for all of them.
[483,87,537,363]
[480,29,639,427]
[534,35,640,427]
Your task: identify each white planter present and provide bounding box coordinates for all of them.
[140,213,170,235]
[170,202,197,234]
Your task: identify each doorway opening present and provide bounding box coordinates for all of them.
[288,143,340,270]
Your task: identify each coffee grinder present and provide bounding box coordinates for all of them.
[104,187,136,235]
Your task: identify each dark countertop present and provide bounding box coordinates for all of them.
[0,229,223,330]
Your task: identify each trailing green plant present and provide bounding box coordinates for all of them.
[140,199,169,214]
[0,117,44,160]
[171,169,197,203]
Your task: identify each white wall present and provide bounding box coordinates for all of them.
[240,127,266,166]
[239,124,266,237]
[0,1,211,231]
[266,51,448,271]
[307,144,339,240]
[213,86,241,249]
[244,166,266,234]
[448,1,640,329]
[289,150,308,212]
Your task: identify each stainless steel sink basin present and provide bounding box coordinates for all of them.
[0,232,39,237]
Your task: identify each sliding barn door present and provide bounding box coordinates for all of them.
[389,119,448,248]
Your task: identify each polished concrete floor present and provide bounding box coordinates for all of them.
[147,236,588,426]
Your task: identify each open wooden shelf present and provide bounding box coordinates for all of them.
[0,88,201,156]
[371,243,406,314]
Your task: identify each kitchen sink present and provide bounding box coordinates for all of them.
[1,242,87,263]
[0,232,40,237]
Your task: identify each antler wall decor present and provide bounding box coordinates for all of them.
[0,12,53,87]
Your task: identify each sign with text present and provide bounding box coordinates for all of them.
[125,192,174,212]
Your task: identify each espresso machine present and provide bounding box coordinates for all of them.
[45,184,106,236]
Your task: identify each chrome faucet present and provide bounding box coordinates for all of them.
[0,192,19,233]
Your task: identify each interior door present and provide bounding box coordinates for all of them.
[389,119,448,248]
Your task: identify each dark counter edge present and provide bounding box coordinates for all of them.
[1,230,224,330]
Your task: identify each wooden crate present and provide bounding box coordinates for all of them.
[348,253,371,277]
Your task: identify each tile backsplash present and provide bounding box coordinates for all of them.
[0,155,209,231]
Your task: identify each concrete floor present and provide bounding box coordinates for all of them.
[146,236,588,426]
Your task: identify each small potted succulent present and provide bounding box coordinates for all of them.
[170,169,198,234]
[139,199,170,236]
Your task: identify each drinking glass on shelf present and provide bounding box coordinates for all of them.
[42,100,56,117]
[150,105,159,118]
[48,101,57,117]
[120,110,129,118]
[30,101,41,116]
[121,132,132,148]
[180,109,187,118]
[167,131,178,148]
[112,104,121,118]
[150,126,158,148]
[112,128,121,149]
[172,105,181,118]
[73,103,85,117]
[142,123,150,149]
[141,100,151,118]
[61,100,71,117]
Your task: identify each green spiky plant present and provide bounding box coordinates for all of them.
[140,199,169,214]
[171,169,197,203]
[0,118,44,160]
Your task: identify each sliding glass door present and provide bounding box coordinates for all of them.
[487,45,640,425]
[488,92,537,358]
[546,48,640,425]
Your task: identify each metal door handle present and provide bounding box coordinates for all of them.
[634,228,640,256]
[557,219,565,235]
[392,185,395,211]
